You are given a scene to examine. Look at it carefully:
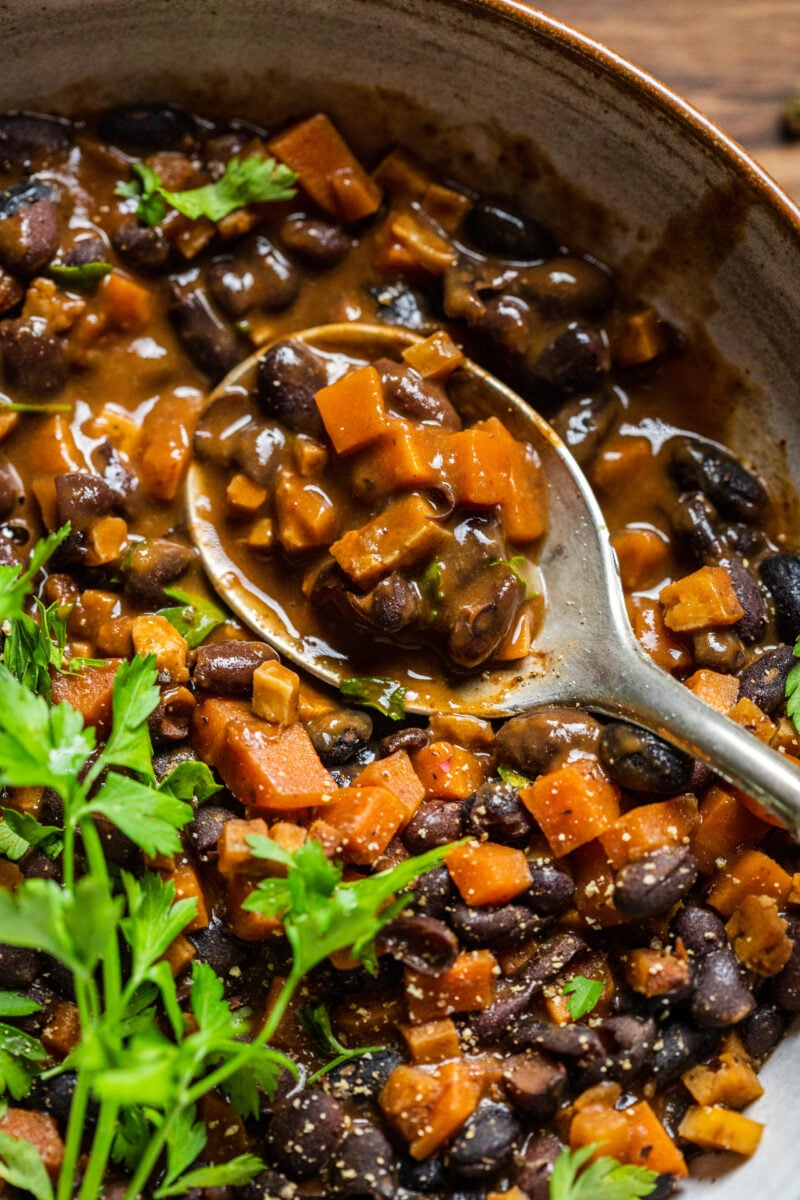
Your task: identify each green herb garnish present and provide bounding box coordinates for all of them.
[0,1128,54,1200]
[157,587,226,649]
[116,156,298,227]
[562,975,604,1022]
[785,635,800,733]
[340,676,406,720]
[48,262,113,291]
[497,764,532,788]
[298,1001,383,1084]
[549,1144,658,1200]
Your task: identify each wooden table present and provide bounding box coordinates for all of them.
[540,0,800,203]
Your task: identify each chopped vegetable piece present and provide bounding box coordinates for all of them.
[445,841,531,906]
[520,762,621,857]
[340,676,406,719]
[677,1105,764,1156]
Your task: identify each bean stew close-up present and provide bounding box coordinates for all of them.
[0,103,799,1200]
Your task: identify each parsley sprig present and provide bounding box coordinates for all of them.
[298,1001,383,1084]
[562,974,604,1022]
[549,1144,658,1200]
[116,155,298,227]
[785,635,800,733]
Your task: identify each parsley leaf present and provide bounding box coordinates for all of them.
[158,588,226,649]
[119,873,197,987]
[159,760,222,803]
[0,1130,54,1200]
[3,599,68,697]
[117,156,298,228]
[0,524,70,624]
[86,773,192,859]
[562,975,604,1021]
[340,676,406,720]
[786,635,800,734]
[0,665,94,799]
[0,876,122,981]
[298,1001,383,1084]
[497,764,532,788]
[0,1021,47,1099]
[549,1144,658,1200]
[155,1153,266,1198]
[99,655,161,780]
[116,162,166,226]
[0,993,43,1019]
[48,261,113,291]
[111,1105,151,1172]
[0,810,62,862]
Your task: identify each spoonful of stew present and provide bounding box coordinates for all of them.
[187,321,800,833]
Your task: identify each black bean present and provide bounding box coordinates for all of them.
[148,683,195,746]
[669,438,767,521]
[266,1090,345,1179]
[446,563,525,669]
[550,388,620,465]
[673,906,726,957]
[239,1169,294,1200]
[0,943,39,988]
[0,319,67,394]
[445,1101,521,1179]
[280,213,351,267]
[721,557,768,644]
[691,629,745,674]
[122,538,194,607]
[371,282,439,331]
[599,723,693,795]
[307,709,374,766]
[513,1133,561,1200]
[408,865,457,920]
[206,257,260,318]
[0,457,23,521]
[652,1020,720,1087]
[0,180,55,222]
[398,1153,447,1194]
[495,707,601,777]
[189,918,248,980]
[376,913,458,974]
[325,1050,403,1104]
[760,554,800,643]
[451,901,550,948]
[528,321,611,394]
[98,104,196,150]
[326,1122,395,1198]
[772,914,800,1012]
[63,235,108,267]
[193,640,278,695]
[461,781,535,848]
[251,236,300,311]
[502,1051,567,1119]
[255,339,326,436]
[54,472,120,531]
[232,420,288,489]
[471,931,586,1042]
[521,864,576,916]
[187,806,237,860]
[670,491,723,562]
[740,1003,789,1058]
[402,801,462,854]
[354,571,424,634]
[584,1014,655,1087]
[380,726,431,756]
[513,256,613,317]
[111,217,171,273]
[26,1069,98,1134]
[511,1018,605,1065]
[614,846,698,918]
[691,948,756,1027]
[170,280,243,382]
[375,358,461,429]
[0,114,71,169]
[0,264,22,315]
[738,644,796,714]
[463,198,556,262]
[0,198,59,276]
[18,848,61,881]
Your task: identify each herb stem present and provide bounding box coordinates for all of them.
[57,1069,92,1200]
[80,816,122,1013]
[123,1106,181,1200]
[78,1098,120,1200]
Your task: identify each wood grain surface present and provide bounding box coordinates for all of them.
[539,0,800,202]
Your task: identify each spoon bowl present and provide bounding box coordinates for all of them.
[187,321,800,834]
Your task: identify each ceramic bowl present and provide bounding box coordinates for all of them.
[1,0,798,1192]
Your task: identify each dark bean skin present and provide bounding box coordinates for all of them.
[398,1153,447,1194]
[325,1050,403,1104]
[772,914,800,1012]
[189,917,248,980]
[306,708,374,766]
[0,264,22,315]
[111,217,171,272]
[54,472,120,531]
[326,1121,395,1198]
[512,256,613,317]
[550,387,620,465]
[0,114,71,169]
[463,198,556,262]
[691,629,746,674]
[445,563,526,670]
[371,281,439,331]
[740,1004,789,1058]
[0,178,55,222]
[206,257,260,317]
[671,490,724,562]
[513,1132,561,1200]
[0,456,23,520]
[233,420,287,488]
[239,1170,294,1200]
[375,358,461,429]
[375,913,458,974]
[460,781,536,848]
[402,801,463,854]
[122,538,194,607]
[170,282,243,382]
[26,1070,98,1134]
[255,339,327,437]
[451,900,551,948]
[670,438,767,521]
[673,906,726,957]
[251,236,300,311]
[187,805,237,861]
[380,726,431,756]
[192,640,278,695]
[63,234,108,266]
[471,932,586,1042]
[691,948,756,1027]
[494,707,601,776]
[652,1020,721,1088]
[98,104,196,150]
[599,722,693,795]
[0,943,40,988]
[521,864,576,916]
[528,321,611,394]
[614,846,698,917]
[581,1014,655,1088]
[350,572,424,635]
[511,1018,605,1065]
[266,1090,345,1179]
[721,556,768,643]
[0,319,67,393]
[0,197,59,276]
[502,1051,567,1119]
[738,644,796,714]
[760,554,800,643]
[280,213,352,267]
[408,865,457,920]
[445,1101,521,1179]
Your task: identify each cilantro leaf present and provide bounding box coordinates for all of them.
[549,1145,658,1200]
[0,876,122,980]
[86,772,192,859]
[0,993,43,1019]
[562,975,604,1021]
[116,162,167,225]
[48,261,113,291]
[157,588,226,649]
[119,872,197,984]
[3,599,70,697]
[154,1106,208,1197]
[159,760,222,803]
[111,1105,151,1172]
[786,636,800,734]
[0,525,70,624]
[497,764,532,788]
[99,655,161,779]
[117,156,297,228]
[0,665,94,800]
[298,1001,382,1083]
[0,1130,54,1200]
[0,810,62,862]
[154,1154,266,1198]
[340,676,406,720]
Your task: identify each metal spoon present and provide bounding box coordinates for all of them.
[187,321,800,834]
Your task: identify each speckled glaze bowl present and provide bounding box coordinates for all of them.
[1,0,799,1193]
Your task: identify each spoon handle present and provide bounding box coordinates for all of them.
[592,648,800,836]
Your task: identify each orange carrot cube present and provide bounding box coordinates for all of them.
[401,330,465,380]
[330,494,445,588]
[445,841,531,906]
[321,785,408,864]
[691,786,767,873]
[315,365,389,455]
[599,794,699,869]
[379,1061,482,1159]
[707,849,793,916]
[625,1100,688,1177]
[405,950,497,1023]
[355,750,426,824]
[400,1017,461,1064]
[519,762,620,857]
[685,668,741,713]
[660,565,744,633]
[268,113,382,221]
[411,740,486,800]
[611,526,670,591]
[274,470,336,553]
[626,595,693,675]
[219,721,336,809]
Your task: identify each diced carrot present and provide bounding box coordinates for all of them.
[268,113,382,221]
[626,947,691,998]
[191,696,255,761]
[401,330,465,381]
[372,148,431,199]
[574,1082,622,1111]
[131,613,190,683]
[599,794,699,869]
[258,974,313,1050]
[611,526,670,591]
[400,1017,461,1064]
[589,435,653,492]
[445,841,531,906]
[168,863,209,931]
[626,595,693,675]
[217,818,270,876]
[443,419,513,508]
[420,184,472,234]
[50,661,120,737]
[351,419,440,495]
[226,472,268,516]
[199,1093,249,1162]
[101,270,155,331]
[520,761,620,857]
[728,696,776,744]
[0,1109,64,1176]
[500,436,547,544]
[660,565,744,633]
[306,817,344,858]
[691,785,767,873]
[706,848,793,917]
[227,876,282,941]
[612,308,663,368]
[321,785,407,865]
[494,604,534,661]
[685,668,741,712]
[571,840,627,928]
[371,219,422,274]
[726,894,792,976]
[570,1104,631,1162]
[274,469,337,553]
[215,720,336,809]
[625,1100,688,1177]
[379,1060,482,1158]
[355,750,426,824]
[161,933,196,975]
[391,210,457,273]
[41,999,81,1058]
[330,494,445,588]
[405,950,497,1022]
[138,388,203,503]
[682,1052,764,1109]
[411,740,486,800]
[315,364,389,455]
[426,713,495,751]
[678,1105,763,1157]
